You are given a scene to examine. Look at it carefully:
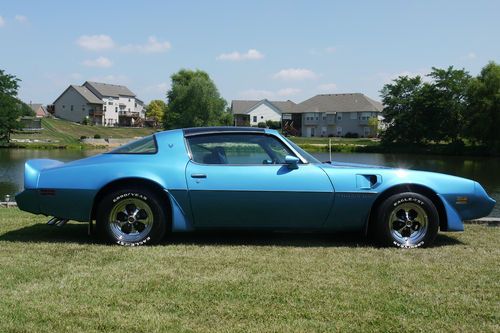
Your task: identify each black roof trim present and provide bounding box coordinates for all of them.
[183,126,265,137]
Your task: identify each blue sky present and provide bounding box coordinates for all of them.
[1,0,499,105]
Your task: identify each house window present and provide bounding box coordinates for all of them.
[350,112,357,120]
[253,116,257,122]
[115,107,118,112]
[70,105,74,111]
[261,116,264,119]
[337,114,342,121]
[62,105,65,108]
[108,101,113,105]
[128,98,131,102]
[128,108,131,112]
[104,106,106,111]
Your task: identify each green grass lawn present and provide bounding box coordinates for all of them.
[10,118,157,148]
[0,209,498,332]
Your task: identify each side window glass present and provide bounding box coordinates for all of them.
[187,134,295,165]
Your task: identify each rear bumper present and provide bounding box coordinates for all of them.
[15,189,41,215]
[16,188,96,222]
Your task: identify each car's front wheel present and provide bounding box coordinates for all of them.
[373,192,439,248]
[97,188,167,246]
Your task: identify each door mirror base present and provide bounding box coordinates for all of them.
[285,155,300,169]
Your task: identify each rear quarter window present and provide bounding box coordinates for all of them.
[108,135,158,154]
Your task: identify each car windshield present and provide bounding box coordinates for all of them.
[282,137,321,164]
[108,135,157,154]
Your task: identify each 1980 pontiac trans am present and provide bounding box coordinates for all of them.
[16,127,495,247]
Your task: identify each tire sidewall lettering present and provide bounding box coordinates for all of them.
[392,197,424,208]
[112,192,148,203]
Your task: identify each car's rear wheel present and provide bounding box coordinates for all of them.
[97,188,167,246]
[373,192,439,248]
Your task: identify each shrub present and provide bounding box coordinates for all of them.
[265,120,281,130]
[93,134,101,139]
[344,132,359,138]
[80,136,87,140]
[257,122,267,128]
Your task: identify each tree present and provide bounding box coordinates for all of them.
[380,67,472,144]
[146,99,167,128]
[0,69,32,143]
[464,61,500,149]
[423,66,471,142]
[367,116,379,137]
[380,75,426,144]
[164,69,230,129]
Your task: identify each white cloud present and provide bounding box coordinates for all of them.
[77,34,115,51]
[277,88,301,96]
[325,46,336,53]
[466,52,477,60]
[70,73,83,80]
[143,82,170,94]
[317,83,338,92]
[121,36,171,53]
[378,69,431,84]
[239,87,301,100]
[82,56,113,68]
[216,49,264,61]
[273,68,318,81]
[239,89,275,100]
[0,16,5,27]
[14,15,27,23]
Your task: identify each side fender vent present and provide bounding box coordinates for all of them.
[356,174,382,190]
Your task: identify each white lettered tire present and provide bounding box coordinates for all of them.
[97,188,167,246]
[374,192,439,248]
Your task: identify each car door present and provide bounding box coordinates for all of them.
[184,132,334,228]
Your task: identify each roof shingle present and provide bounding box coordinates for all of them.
[83,81,136,98]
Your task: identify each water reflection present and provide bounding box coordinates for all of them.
[0,149,498,217]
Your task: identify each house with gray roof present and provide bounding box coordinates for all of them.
[28,103,49,118]
[231,99,296,126]
[290,93,383,137]
[52,81,145,126]
[232,93,383,137]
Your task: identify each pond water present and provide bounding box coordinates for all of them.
[1,149,498,217]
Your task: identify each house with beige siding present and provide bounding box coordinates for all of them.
[52,81,145,126]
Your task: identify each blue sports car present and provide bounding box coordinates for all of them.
[16,127,495,247]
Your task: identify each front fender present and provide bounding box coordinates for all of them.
[437,194,464,231]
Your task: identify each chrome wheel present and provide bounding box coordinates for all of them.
[109,198,154,243]
[388,202,428,246]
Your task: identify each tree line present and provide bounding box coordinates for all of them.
[381,62,500,151]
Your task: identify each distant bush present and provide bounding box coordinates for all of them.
[257,122,267,128]
[93,134,101,139]
[344,132,359,138]
[265,120,281,129]
[80,136,87,140]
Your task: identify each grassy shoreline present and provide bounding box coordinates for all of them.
[4,119,499,156]
[0,208,498,332]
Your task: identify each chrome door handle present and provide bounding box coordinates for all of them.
[191,173,207,179]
